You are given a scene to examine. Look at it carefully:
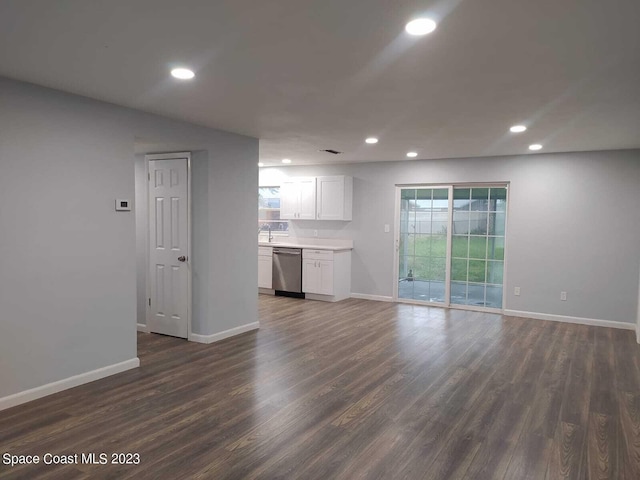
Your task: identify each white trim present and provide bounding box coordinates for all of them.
[448,303,503,315]
[504,309,636,331]
[350,293,394,302]
[137,323,149,332]
[0,358,140,411]
[190,322,260,345]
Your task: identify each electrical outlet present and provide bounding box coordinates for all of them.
[384,224,390,233]
[560,291,567,301]
[514,286,521,296]
[313,230,318,237]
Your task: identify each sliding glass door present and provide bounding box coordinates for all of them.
[395,185,507,311]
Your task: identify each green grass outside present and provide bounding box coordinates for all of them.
[399,234,504,284]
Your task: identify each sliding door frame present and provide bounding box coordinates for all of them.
[393,182,509,314]
[392,184,453,307]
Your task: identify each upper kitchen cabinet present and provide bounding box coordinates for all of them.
[280,177,316,220]
[316,176,353,221]
[281,175,353,221]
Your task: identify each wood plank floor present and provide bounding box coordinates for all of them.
[2,296,640,479]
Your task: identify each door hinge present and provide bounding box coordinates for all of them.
[148,298,151,306]
[148,172,151,181]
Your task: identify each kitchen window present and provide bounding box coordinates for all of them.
[259,186,289,234]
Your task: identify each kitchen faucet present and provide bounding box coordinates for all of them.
[259,225,273,242]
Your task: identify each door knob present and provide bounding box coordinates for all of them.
[178,256,187,262]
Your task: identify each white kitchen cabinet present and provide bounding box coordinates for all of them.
[281,175,352,221]
[258,246,273,289]
[280,177,316,220]
[303,258,333,295]
[316,176,353,221]
[302,249,351,301]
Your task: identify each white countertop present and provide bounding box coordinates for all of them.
[258,237,353,252]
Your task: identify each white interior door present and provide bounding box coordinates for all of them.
[148,157,189,338]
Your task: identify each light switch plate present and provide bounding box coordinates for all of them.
[115,199,132,211]
[384,224,390,233]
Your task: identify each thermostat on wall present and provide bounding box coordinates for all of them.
[115,199,132,211]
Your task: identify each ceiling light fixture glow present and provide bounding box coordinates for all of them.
[171,68,195,80]
[406,152,418,158]
[365,137,379,144]
[282,158,292,164]
[510,125,527,133]
[405,18,437,36]
[528,144,542,151]
[258,162,264,167]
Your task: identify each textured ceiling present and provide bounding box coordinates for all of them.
[1,0,639,165]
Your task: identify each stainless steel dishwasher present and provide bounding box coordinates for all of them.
[272,247,303,294]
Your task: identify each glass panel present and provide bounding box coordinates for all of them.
[430,235,447,257]
[416,189,432,200]
[486,261,504,285]
[413,235,430,256]
[489,212,506,236]
[452,235,469,258]
[486,237,504,260]
[468,236,487,260]
[485,286,503,308]
[429,257,446,282]
[469,212,488,235]
[397,187,449,304]
[399,256,413,280]
[471,188,489,211]
[431,219,448,235]
[452,210,470,235]
[451,258,468,282]
[412,256,430,279]
[490,188,507,212]
[399,232,413,258]
[429,281,446,303]
[451,282,467,305]
[432,188,449,200]
[468,260,486,283]
[453,188,471,210]
[401,189,416,200]
[467,284,486,306]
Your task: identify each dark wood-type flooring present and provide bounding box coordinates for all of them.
[2,296,640,479]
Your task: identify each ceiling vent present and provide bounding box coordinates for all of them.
[320,149,342,155]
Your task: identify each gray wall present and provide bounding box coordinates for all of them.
[0,77,258,399]
[261,150,640,324]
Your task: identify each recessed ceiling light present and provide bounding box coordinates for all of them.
[258,162,264,167]
[170,68,195,80]
[405,18,437,36]
[365,137,379,144]
[282,158,292,164]
[406,152,418,158]
[528,144,542,151]
[510,125,527,133]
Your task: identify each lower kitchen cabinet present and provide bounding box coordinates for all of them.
[303,258,333,295]
[302,249,351,301]
[258,246,273,289]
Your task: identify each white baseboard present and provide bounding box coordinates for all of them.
[0,358,140,412]
[504,309,636,331]
[190,322,260,345]
[350,293,394,302]
[137,323,148,332]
